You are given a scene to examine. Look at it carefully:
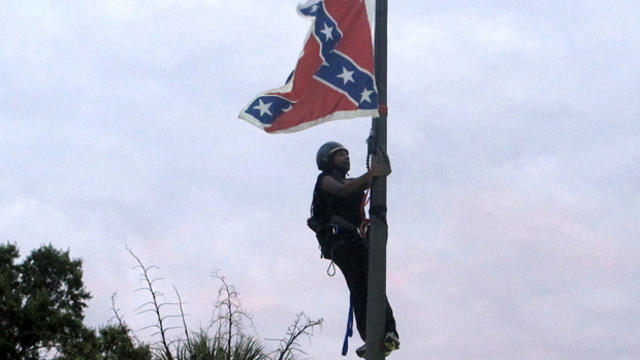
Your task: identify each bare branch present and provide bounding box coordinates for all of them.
[173,284,192,348]
[138,324,161,332]
[134,301,158,311]
[208,271,257,360]
[136,309,159,316]
[127,246,175,360]
[275,312,323,360]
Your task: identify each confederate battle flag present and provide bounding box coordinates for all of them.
[239,0,378,133]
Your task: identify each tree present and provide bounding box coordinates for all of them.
[0,243,150,359]
[1,243,91,358]
[56,324,152,360]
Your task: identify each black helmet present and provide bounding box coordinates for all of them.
[316,141,347,171]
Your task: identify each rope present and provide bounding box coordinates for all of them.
[326,260,336,277]
[358,190,370,238]
[366,143,391,170]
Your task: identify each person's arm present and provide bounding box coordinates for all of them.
[321,171,374,197]
[321,152,391,197]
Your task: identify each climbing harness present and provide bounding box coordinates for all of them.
[326,191,370,277]
[326,224,340,277]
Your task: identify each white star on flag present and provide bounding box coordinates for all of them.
[360,88,374,103]
[253,99,272,117]
[320,23,333,40]
[336,67,355,85]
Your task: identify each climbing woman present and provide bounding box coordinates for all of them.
[307,141,399,358]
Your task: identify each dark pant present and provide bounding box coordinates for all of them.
[331,237,397,341]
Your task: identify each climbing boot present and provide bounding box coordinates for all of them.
[355,344,366,358]
[383,331,400,356]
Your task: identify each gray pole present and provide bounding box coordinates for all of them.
[365,0,387,358]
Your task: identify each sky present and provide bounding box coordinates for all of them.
[1,0,639,359]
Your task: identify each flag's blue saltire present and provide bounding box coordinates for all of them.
[239,0,378,133]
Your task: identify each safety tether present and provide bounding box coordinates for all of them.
[341,297,354,356]
[358,189,370,238]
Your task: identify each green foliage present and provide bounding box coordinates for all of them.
[97,325,151,360]
[0,244,23,356]
[56,324,153,360]
[229,336,268,360]
[0,243,151,360]
[175,331,224,360]
[0,243,91,358]
[173,331,267,360]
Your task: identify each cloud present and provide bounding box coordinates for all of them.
[385,186,639,358]
[2,1,640,359]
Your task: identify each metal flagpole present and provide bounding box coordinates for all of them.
[365,0,388,358]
